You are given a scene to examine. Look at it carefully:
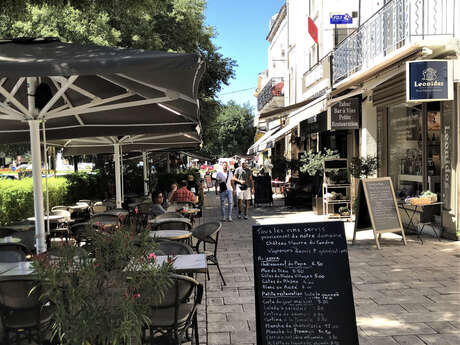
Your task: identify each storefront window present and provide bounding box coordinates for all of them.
[388,104,423,197]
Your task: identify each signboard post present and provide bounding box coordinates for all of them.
[328,97,360,130]
[253,221,359,345]
[406,60,454,102]
[353,177,407,249]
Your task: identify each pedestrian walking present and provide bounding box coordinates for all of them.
[234,159,254,219]
[215,161,235,222]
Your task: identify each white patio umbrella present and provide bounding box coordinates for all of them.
[0,38,204,253]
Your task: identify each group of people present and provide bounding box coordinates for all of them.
[150,176,200,217]
[215,160,254,222]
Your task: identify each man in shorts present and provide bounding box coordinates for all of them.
[234,160,254,220]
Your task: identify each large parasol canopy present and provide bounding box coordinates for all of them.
[0,38,205,252]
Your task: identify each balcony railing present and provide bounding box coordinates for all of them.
[257,77,284,111]
[332,0,456,85]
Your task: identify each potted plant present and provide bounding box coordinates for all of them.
[338,206,350,217]
[298,149,340,194]
[349,155,378,179]
[33,226,172,345]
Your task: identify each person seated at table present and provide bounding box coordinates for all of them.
[150,191,166,217]
[171,180,198,204]
[167,183,178,204]
[186,175,199,194]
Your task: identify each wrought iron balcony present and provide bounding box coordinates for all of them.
[332,0,456,85]
[257,77,284,112]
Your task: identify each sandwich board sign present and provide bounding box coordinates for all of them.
[253,221,359,345]
[353,177,407,249]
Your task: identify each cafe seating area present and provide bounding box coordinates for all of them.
[0,185,222,345]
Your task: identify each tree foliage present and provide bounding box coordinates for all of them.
[0,0,236,155]
[204,101,256,157]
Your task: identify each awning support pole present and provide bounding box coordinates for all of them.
[143,152,149,196]
[114,143,122,208]
[27,77,46,254]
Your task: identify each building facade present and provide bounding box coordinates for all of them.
[250,0,460,238]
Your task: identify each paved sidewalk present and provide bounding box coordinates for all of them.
[201,190,460,345]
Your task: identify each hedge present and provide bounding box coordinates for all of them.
[0,177,69,226]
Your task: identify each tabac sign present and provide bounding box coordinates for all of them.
[328,97,360,130]
[406,60,453,102]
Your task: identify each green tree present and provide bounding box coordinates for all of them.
[205,101,256,157]
[0,0,236,151]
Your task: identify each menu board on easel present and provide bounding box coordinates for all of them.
[253,221,359,345]
[353,177,407,249]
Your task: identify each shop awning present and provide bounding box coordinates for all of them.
[265,95,327,147]
[247,126,280,155]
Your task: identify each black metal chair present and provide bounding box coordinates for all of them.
[0,228,17,238]
[191,222,225,285]
[144,274,203,345]
[90,214,120,232]
[155,212,183,220]
[418,203,442,243]
[11,230,36,254]
[153,219,192,231]
[0,243,29,262]
[0,278,53,345]
[49,209,72,243]
[70,222,93,247]
[156,240,194,256]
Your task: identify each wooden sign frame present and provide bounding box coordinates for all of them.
[353,177,407,249]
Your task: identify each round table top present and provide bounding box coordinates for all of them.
[149,230,192,240]
[27,214,65,222]
[180,208,200,214]
[0,236,22,244]
[103,209,129,217]
[69,204,89,210]
[148,217,191,225]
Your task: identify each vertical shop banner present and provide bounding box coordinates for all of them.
[406,60,453,102]
[328,97,360,130]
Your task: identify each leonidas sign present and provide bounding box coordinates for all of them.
[406,60,453,102]
[328,97,360,130]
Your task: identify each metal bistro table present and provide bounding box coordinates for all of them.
[148,217,192,230]
[398,201,443,243]
[149,230,192,244]
[27,214,65,223]
[155,254,207,274]
[0,255,207,277]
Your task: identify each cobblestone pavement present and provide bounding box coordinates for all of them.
[199,190,460,345]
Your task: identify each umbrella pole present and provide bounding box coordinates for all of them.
[120,145,124,203]
[27,77,46,253]
[114,143,122,208]
[42,121,50,236]
[143,152,149,196]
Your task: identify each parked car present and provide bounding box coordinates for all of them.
[0,174,18,180]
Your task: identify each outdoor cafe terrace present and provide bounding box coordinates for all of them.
[0,184,458,345]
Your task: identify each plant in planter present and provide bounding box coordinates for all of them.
[298,149,339,195]
[338,206,350,216]
[33,226,172,345]
[349,155,378,179]
[299,149,340,177]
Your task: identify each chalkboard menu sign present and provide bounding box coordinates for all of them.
[353,177,407,249]
[252,221,359,345]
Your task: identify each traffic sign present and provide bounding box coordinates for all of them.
[330,13,352,24]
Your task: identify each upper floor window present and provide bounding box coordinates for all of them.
[309,0,319,19]
[309,44,318,69]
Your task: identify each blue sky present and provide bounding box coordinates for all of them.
[204,0,284,113]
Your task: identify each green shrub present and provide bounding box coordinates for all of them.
[64,171,109,204]
[0,177,69,226]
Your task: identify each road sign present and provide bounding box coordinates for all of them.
[330,13,352,24]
